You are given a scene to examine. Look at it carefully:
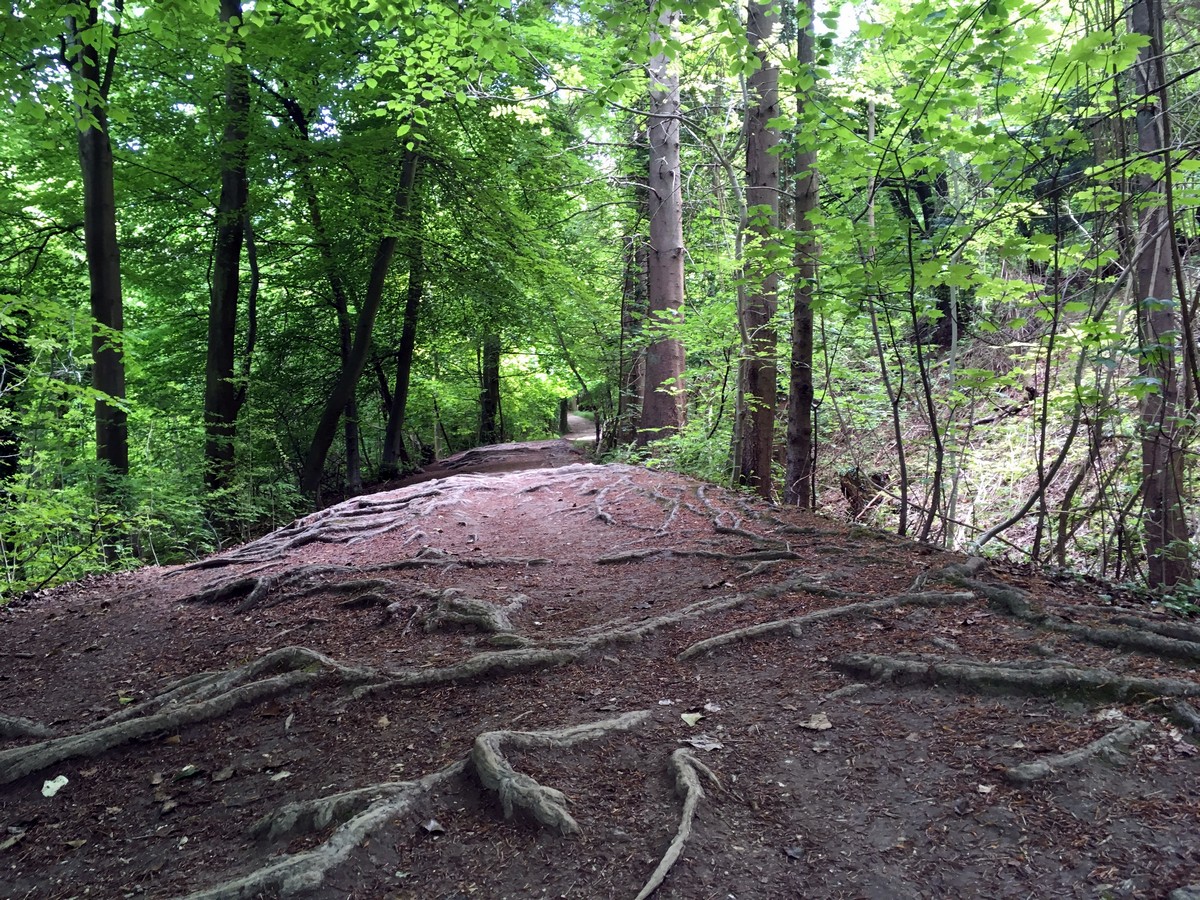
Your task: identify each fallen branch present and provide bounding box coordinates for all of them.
[1004,721,1151,784]
[634,749,718,900]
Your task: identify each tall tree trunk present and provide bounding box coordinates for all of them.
[263,83,362,493]
[617,235,648,445]
[300,150,420,499]
[1130,0,1190,588]
[66,1,128,559]
[784,0,817,507]
[203,0,250,499]
[379,208,424,478]
[736,0,780,499]
[479,332,503,445]
[638,4,686,445]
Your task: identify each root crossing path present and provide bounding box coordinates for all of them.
[3,441,1200,899]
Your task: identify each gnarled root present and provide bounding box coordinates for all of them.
[678,591,974,661]
[181,761,468,900]
[634,749,719,900]
[0,647,375,785]
[836,653,1200,702]
[419,589,525,633]
[1004,720,1151,785]
[470,710,650,834]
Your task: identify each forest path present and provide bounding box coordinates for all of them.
[565,411,597,442]
[2,452,1200,899]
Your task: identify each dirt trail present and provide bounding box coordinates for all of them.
[2,443,1199,899]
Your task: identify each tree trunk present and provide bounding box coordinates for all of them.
[67,3,129,557]
[379,210,424,479]
[203,0,250,499]
[300,150,420,499]
[784,0,817,507]
[736,0,780,500]
[1130,0,1190,588]
[480,332,503,445]
[638,4,686,445]
[616,235,647,445]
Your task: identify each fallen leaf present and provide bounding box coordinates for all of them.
[811,740,832,753]
[41,776,68,798]
[784,846,804,860]
[174,764,201,781]
[270,771,293,782]
[703,702,722,713]
[212,767,235,783]
[421,818,445,834]
[376,715,390,729]
[65,839,87,850]
[160,799,178,814]
[658,699,675,706]
[149,772,164,786]
[163,735,181,745]
[681,712,704,727]
[977,784,995,794]
[799,713,832,731]
[685,735,724,751]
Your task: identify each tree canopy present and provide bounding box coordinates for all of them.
[2,0,1199,600]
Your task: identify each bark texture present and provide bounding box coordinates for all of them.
[784,4,817,507]
[736,0,780,499]
[638,5,686,445]
[1130,0,1190,587]
[203,0,250,499]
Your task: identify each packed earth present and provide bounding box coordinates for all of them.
[3,433,1200,899]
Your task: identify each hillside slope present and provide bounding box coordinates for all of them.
[2,439,1199,899]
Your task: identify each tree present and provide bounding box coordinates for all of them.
[735,0,780,499]
[203,0,251,504]
[300,150,420,499]
[65,0,129,553]
[638,4,687,445]
[784,0,816,507]
[1129,0,1190,587]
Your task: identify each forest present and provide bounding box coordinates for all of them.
[2,0,1198,600]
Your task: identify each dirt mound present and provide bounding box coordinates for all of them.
[3,442,1200,899]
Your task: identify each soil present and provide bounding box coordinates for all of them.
[2,435,1199,900]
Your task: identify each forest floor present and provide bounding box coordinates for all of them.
[3,435,1200,900]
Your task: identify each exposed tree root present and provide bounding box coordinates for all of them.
[633,748,718,900]
[249,780,417,843]
[419,589,525,633]
[597,548,802,565]
[678,591,974,661]
[1170,700,1200,733]
[0,713,52,740]
[1110,616,1200,646]
[1004,720,1151,785]
[935,559,1200,664]
[181,761,468,900]
[836,653,1200,701]
[470,710,650,834]
[0,647,375,785]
